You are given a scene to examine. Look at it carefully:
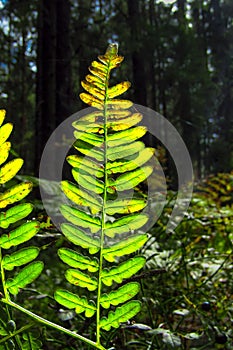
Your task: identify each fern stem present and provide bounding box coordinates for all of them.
[96,55,112,346]
[0,248,9,301]
[0,247,12,322]
[0,299,106,350]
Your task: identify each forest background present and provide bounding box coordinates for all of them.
[0,0,233,180]
[0,1,233,349]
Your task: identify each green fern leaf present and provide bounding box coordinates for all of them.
[104,214,148,238]
[60,205,101,233]
[65,269,98,291]
[2,247,40,271]
[73,129,104,147]
[88,66,105,81]
[61,223,100,254]
[61,180,102,214]
[74,140,104,161]
[73,119,104,134]
[74,110,102,122]
[102,257,146,286]
[67,154,104,178]
[106,99,133,110]
[0,122,13,145]
[72,168,104,194]
[107,112,142,131]
[107,126,147,147]
[100,282,139,308]
[107,166,153,192]
[0,221,40,249]
[85,74,105,90]
[0,158,24,184]
[6,261,44,295]
[0,203,33,229]
[107,141,145,161]
[107,82,131,99]
[79,93,103,109]
[106,109,131,119]
[106,148,154,174]
[0,182,33,209]
[54,289,96,317]
[98,45,123,66]
[103,234,148,262]
[99,300,141,331]
[105,198,147,215]
[81,81,105,101]
[0,109,6,126]
[0,141,11,165]
[58,248,99,272]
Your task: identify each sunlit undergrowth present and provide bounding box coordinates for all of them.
[137,173,233,349]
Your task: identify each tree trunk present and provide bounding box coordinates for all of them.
[35,0,57,174]
[56,0,71,125]
[127,0,147,105]
[35,0,71,174]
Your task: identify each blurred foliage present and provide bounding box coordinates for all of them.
[0,0,233,176]
[136,171,233,350]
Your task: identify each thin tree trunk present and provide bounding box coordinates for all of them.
[56,0,71,125]
[127,0,147,105]
[35,0,57,174]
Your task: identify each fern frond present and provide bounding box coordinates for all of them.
[0,109,43,296]
[56,44,155,347]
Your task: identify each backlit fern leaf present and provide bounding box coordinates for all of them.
[0,110,43,296]
[55,44,155,345]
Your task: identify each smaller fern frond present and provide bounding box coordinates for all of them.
[0,109,43,297]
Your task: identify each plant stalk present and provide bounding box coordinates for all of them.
[96,51,111,345]
[1,298,106,350]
